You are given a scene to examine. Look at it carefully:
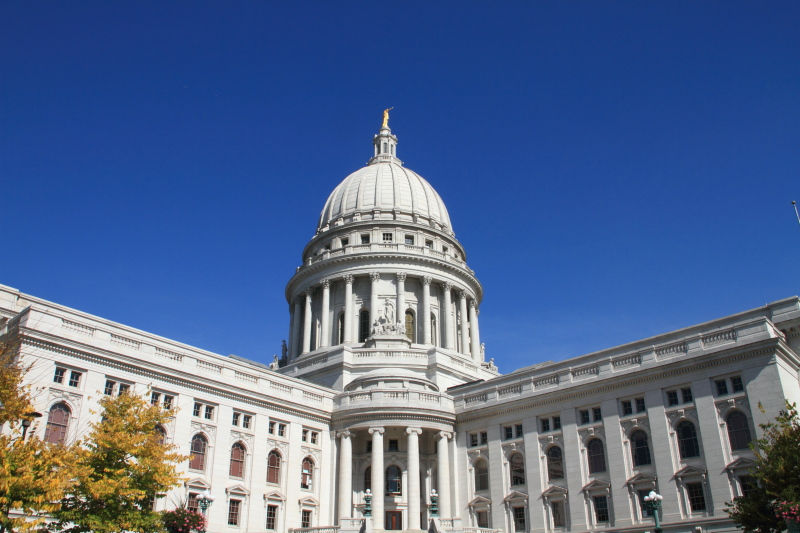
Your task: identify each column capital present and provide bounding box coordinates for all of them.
[304,287,314,297]
[469,299,478,309]
[436,431,453,440]
[396,272,407,282]
[370,271,381,283]
[406,427,423,436]
[441,281,452,292]
[320,278,330,289]
[337,429,352,439]
[368,427,385,435]
[421,276,432,286]
[458,289,466,300]
[343,274,354,284]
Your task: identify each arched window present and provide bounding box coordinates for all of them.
[359,310,370,342]
[726,411,752,451]
[189,435,207,471]
[44,403,71,444]
[155,425,167,446]
[509,453,525,486]
[301,457,314,490]
[677,421,700,458]
[267,450,281,484]
[229,442,246,478]
[546,446,564,480]
[364,467,371,492]
[405,310,415,342]
[431,313,438,346]
[474,459,489,491]
[386,465,402,495]
[338,312,345,344]
[587,438,606,474]
[630,430,652,467]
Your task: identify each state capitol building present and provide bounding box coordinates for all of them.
[3,118,799,533]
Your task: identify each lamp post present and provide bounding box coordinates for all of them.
[643,490,663,533]
[196,490,215,533]
[21,411,42,441]
[363,489,372,517]
[430,489,438,518]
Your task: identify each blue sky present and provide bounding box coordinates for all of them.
[2,2,798,372]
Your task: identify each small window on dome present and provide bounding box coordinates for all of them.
[382,233,393,243]
[405,235,414,245]
[425,239,433,248]
[443,245,449,254]
[361,234,370,245]
[340,237,348,247]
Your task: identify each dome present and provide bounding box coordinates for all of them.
[317,161,453,233]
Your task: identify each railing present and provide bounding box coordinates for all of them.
[299,243,473,273]
[339,518,364,529]
[464,528,501,533]
[289,527,340,533]
[335,389,454,409]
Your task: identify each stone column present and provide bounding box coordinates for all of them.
[370,272,380,327]
[436,431,452,518]
[369,427,385,529]
[343,275,354,343]
[288,303,296,360]
[338,430,353,521]
[396,272,406,332]
[469,300,481,360]
[291,298,302,360]
[302,289,313,354]
[320,279,331,348]
[421,276,432,344]
[406,428,422,530]
[441,283,453,350]
[458,290,469,355]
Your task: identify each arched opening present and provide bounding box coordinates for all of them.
[677,421,700,458]
[229,442,246,478]
[405,310,415,342]
[630,430,652,466]
[189,434,207,471]
[587,438,606,474]
[509,453,525,486]
[726,411,752,451]
[546,446,564,480]
[338,312,345,344]
[267,450,281,484]
[359,310,370,342]
[44,403,71,444]
[386,465,402,495]
[474,459,489,491]
[301,457,314,489]
[155,425,166,446]
[431,313,438,346]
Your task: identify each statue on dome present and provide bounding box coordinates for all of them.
[382,107,393,128]
[281,340,288,359]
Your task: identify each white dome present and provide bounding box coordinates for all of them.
[317,161,453,232]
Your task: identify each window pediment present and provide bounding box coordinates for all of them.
[503,490,528,503]
[299,496,319,507]
[185,478,211,490]
[626,472,657,486]
[582,479,611,493]
[726,457,755,470]
[542,485,568,498]
[226,484,249,495]
[468,496,492,507]
[674,465,707,478]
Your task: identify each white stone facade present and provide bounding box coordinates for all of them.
[2,121,799,533]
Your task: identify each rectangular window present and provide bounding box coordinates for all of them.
[667,390,679,406]
[480,432,488,445]
[686,482,707,512]
[242,415,251,429]
[593,495,610,522]
[404,235,414,245]
[68,371,82,388]
[232,412,241,426]
[425,239,433,248]
[541,419,550,433]
[340,237,349,247]
[54,367,66,384]
[388,439,399,451]
[516,424,524,437]
[622,400,632,416]
[470,433,478,447]
[266,505,278,530]
[278,424,286,437]
[504,426,513,440]
[163,395,174,410]
[301,509,312,529]
[553,416,561,431]
[227,499,241,526]
[104,380,116,396]
[443,245,449,254]
[204,405,214,420]
[682,387,693,403]
[310,431,317,444]
[739,475,757,497]
[551,501,565,527]
[513,507,526,532]
[592,407,602,422]
[382,233,393,243]
[638,489,654,517]
[268,421,275,434]
[476,510,489,529]
[366,441,373,453]
[635,397,646,413]
[118,383,130,395]
[715,379,729,396]
[187,493,199,513]
[150,391,160,405]
[193,402,202,417]
[361,234,370,244]
[302,429,308,442]
[580,410,590,425]
[731,376,744,393]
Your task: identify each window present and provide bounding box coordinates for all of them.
[622,400,632,416]
[388,439,399,452]
[551,501,565,527]
[592,407,602,422]
[104,380,116,396]
[364,467,371,492]
[635,398,646,413]
[516,424,524,437]
[405,310,415,342]
[366,441,373,453]
[310,431,317,444]
[150,391,160,405]
[474,459,489,491]
[430,313,438,347]
[382,233,393,243]
[267,450,281,484]
[624,398,646,415]
[638,489,654,517]
[686,482,707,512]
[404,235,414,245]
[682,387,693,403]
[204,405,214,420]
[230,442,246,478]
[547,446,564,480]
[243,415,251,429]
[187,493,199,513]
[227,499,241,526]
[340,237,349,248]
[45,403,71,444]
[677,421,700,458]
[587,438,606,474]
[510,454,525,486]
[513,507,526,532]
[579,410,590,425]
[361,234,370,245]
[667,390,679,406]
[53,367,66,384]
[739,475,757,497]
[480,431,488,445]
[118,383,130,395]
[630,430,652,467]
[68,370,82,388]
[540,419,550,432]
[155,425,167,445]
[151,392,173,410]
[726,411,752,451]
[233,412,241,426]
[425,239,433,248]
[359,310,370,342]
[504,426,513,440]
[470,434,478,447]
[301,510,312,529]
[731,376,744,392]
[552,417,561,431]
[476,510,489,528]
[278,424,286,437]
[193,402,201,417]
[715,379,729,396]
[442,245,449,254]
[301,457,314,489]
[593,495,609,523]
[163,395,173,410]
[189,435,207,471]
[266,505,278,530]
[386,465,402,494]
[338,313,345,344]
[302,429,308,442]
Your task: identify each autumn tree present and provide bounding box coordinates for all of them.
[726,401,800,532]
[54,391,188,533]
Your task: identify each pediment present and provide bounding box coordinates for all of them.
[541,485,568,498]
[299,496,320,506]
[627,472,658,486]
[264,490,285,501]
[503,490,528,503]
[226,484,249,495]
[582,479,612,493]
[674,465,707,478]
[468,496,492,506]
[185,478,211,490]
[726,457,756,470]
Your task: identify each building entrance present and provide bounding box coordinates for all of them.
[385,511,402,530]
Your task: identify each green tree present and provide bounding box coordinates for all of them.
[54,392,188,533]
[726,401,800,532]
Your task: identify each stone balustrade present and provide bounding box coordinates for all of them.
[334,389,455,411]
[303,242,474,274]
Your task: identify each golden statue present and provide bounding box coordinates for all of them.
[382,107,393,128]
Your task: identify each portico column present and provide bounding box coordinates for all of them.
[441,283,454,350]
[469,300,481,360]
[421,277,432,344]
[458,290,469,355]
[370,272,380,327]
[338,430,353,521]
[291,298,302,360]
[396,272,406,330]
[436,431,452,518]
[406,428,422,530]
[343,275,354,343]
[369,427,385,529]
[320,279,331,348]
[302,289,313,354]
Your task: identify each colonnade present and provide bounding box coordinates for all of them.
[336,428,454,530]
[288,272,481,360]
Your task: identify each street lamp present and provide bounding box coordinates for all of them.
[21,411,42,441]
[196,490,215,533]
[430,489,438,518]
[643,490,664,533]
[363,489,372,517]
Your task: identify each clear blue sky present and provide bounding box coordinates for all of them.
[2,2,798,372]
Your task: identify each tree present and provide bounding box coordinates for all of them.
[0,341,76,533]
[726,401,800,532]
[54,392,188,533]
